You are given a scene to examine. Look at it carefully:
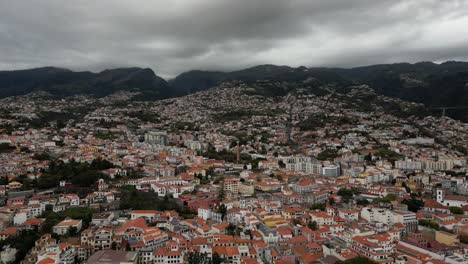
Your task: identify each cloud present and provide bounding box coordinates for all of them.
[0,0,467,77]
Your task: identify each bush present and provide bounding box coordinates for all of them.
[418,219,440,230]
[449,206,463,214]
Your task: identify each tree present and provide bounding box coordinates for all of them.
[357,199,370,206]
[219,204,227,221]
[308,221,318,230]
[337,188,354,202]
[125,242,131,251]
[310,203,326,211]
[244,229,252,239]
[218,187,225,200]
[375,194,397,204]
[317,149,339,161]
[278,160,286,168]
[45,204,53,211]
[0,176,8,185]
[337,256,377,264]
[450,206,463,215]
[402,182,411,193]
[402,197,424,213]
[291,219,301,226]
[212,252,224,264]
[337,188,353,197]
[461,235,468,244]
[418,219,440,230]
[226,223,239,236]
[0,229,40,264]
[67,226,78,237]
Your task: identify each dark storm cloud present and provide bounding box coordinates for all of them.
[0,0,467,77]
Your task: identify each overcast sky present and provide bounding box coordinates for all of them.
[1,0,468,77]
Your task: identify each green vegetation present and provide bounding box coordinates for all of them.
[308,221,318,230]
[194,173,209,185]
[0,143,15,153]
[226,223,240,236]
[0,230,40,264]
[310,203,326,211]
[418,219,440,230]
[373,147,404,162]
[41,206,94,234]
[337,187,361,203]
[119,190,196,219]
[94,131,124,140]
[0,123,15,135]
[356,199,370,206]
[460,235,468,244]
[449,206,463,214]
[32,152,52,161]
[298,113,358,131]
[0,207,94,264]
[26,111,79,129]
[38,158,113,189]
[202,144,253,163]
[298,114,325,130]
[337,256,377,264]
[317,149,339,161]
[374,194,397,204]
[218,204,227,220]
[402,197,424,212]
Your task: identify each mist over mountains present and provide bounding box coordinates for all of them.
[1,61,468,121]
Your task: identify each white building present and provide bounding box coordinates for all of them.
[361,207,417,234]
[321,165,340,177]
[53,219,82,235]
[437,189,468,207]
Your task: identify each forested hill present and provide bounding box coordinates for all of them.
[0,66,171,99]
[1,61,468,121]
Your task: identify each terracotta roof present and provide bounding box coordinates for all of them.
[36,257,56,264]
[0,226,17,235]
[117,217,147,233]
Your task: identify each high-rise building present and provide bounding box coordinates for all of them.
[144,131,168,145]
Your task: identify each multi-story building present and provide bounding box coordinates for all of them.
[145,131,168,146]
[321,165,341,177]
[81,227,113,252]
[437,189,468,207]
[361,207,417,235]
[224,177,240,194]
[348,233,394,263]
[53,218,82,236]
[284,156,322,174]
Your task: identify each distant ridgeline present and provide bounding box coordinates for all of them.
[1,61,468,121]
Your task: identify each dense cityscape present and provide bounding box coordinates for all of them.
[2,1,468,264]
[0,79,467,264]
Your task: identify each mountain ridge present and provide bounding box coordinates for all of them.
[1,61,468,121]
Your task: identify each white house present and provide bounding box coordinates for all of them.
[53,218,82,235]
